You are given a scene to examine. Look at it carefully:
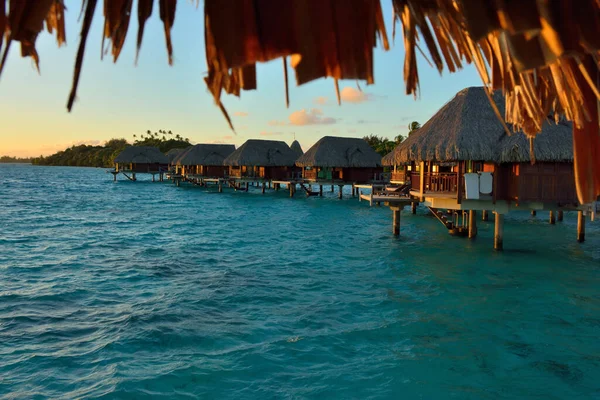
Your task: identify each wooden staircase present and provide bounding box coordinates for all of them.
[427,207,468,236]
[299,182,319,197]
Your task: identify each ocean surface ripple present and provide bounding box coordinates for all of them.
[1,164,599,399]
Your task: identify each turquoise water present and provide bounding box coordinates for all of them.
[1,164,599,399]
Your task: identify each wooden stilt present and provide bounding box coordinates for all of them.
[176,179,180,187]
[549,211,556,225]
[132,172,136,181]
[319,185,323,196]
[411,202,417,214]
[494,213,504,251]
[352,184,355,197]
[113,173,117,182]
[152,174,155,182]
[262,182,266,194]
[338,185,343,199]
[290,184,295,198]
[468,210,477,239]
[392,207,401,236]
[531,210,537,217]
[218,181,223,193]
[331,185,334,192]
[482,210,488,221]
[557,210,564,221]
[577,211,585,242]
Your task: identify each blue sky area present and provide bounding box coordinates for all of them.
[0,2,482,157]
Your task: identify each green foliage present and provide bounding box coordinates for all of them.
[133,129,191,153]
[408,121,421,135]
[0,156,32,163]
[30,130,191,167]
[32,138,130,167]
[363,134,404,157]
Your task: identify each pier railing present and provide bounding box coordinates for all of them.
[391,171,407,182]
[303,170,318,180]
[411,172,458,193]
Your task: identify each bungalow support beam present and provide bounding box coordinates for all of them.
[419,161,425,201]
[549,211,556,225]
[577,211,585,242]
[482,210,488,221]
[218,181,223,193]
[468,210,477,239]
[338,185,343,199]
[494,212,504,251]
[319,185,323,196]
[262,182,266,194]
[391,206,402,235]
[531,210,537,217]
[411,202,417,214]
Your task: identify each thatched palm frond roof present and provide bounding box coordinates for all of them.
[114,146,169,164]
[223,139,297,167]
[166,147,190,163]
[290,140,303,158]
[384,87,507,164]
[498,122,573,164]
[383,87,573,165]
[175,144,235,166]
[297,136,382,168]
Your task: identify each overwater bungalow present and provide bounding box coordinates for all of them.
[296,136,383,184]
[112,146,169,182]
[383,87,588,248]
[223,139,300,190]
[174,144,235,180]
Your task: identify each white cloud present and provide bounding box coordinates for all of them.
[340,87,373,103]
[289,108,336,126]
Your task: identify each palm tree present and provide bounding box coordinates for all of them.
[407,121,421,135]
[394,134,405,144]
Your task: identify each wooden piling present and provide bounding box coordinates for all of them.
[392,207,401,236]
[411,202,417,214]
[351,184,355,197]
[531,210,536,217]
[494,213,504,251]
[468,210,477,239]
[549,211,556,225]
[218,181,223,193]
[577,211,585,242]
[319,185,323,196]
[557,210,563,221]
[262,182,266,194]
[338,185,343,199]
[113,173,117,182]
[331,185,334,192]
[482,210,488,221]
[289,184,295,198]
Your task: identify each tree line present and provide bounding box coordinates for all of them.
[0,156,33,163]
[363,121,420,156]
[30,130,191,167]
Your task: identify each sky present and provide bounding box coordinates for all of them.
[0,2,483,158]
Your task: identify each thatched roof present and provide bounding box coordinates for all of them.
[175,144,235,166]
[498,122,573,164]
[290,140,303,158]
[114,146,169,164]
[166,147,190,163]
[223,139,297,167]
[296,136,381,168]
[383,87,573,165]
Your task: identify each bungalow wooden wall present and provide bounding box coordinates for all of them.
[204,165,228,178]
[502,162,577,204]
[130,163,166,172]
[263,166,298,180]
[341,167,383,183]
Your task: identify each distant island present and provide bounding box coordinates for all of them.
[25,130,191,168]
